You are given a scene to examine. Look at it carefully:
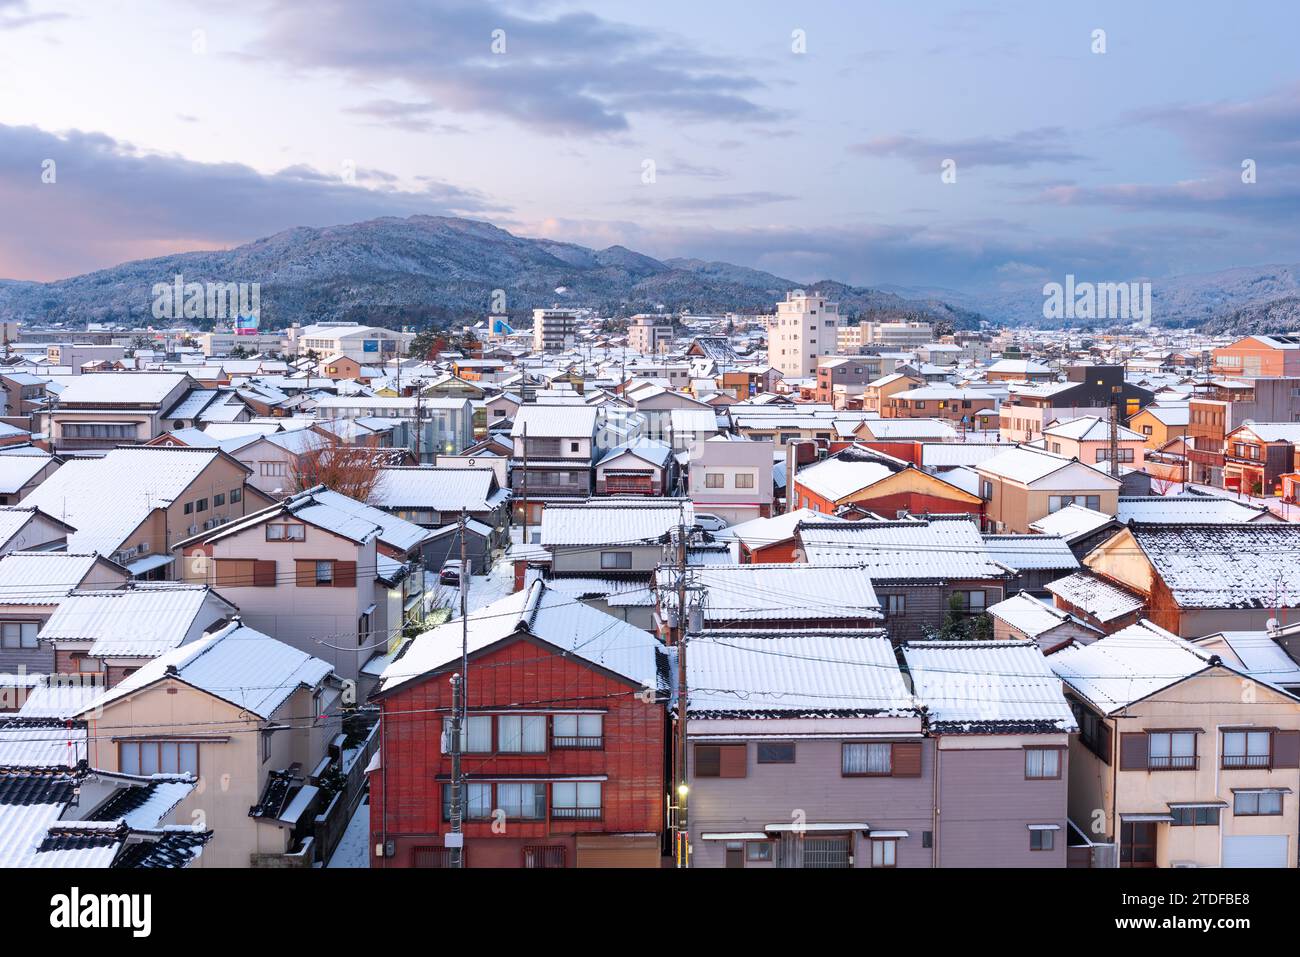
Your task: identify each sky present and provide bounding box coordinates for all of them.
[2,0,1300,293]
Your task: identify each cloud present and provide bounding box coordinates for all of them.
[1029,176,1300,223]
[0,123,502,280]
[849,127,1088,170]
[249,0,781,135]
[633,190,799,212]
[342,100,468,135]
[1127,83,1300,167]
[0,0,66,30]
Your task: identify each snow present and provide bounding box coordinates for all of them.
[327,799,371,869]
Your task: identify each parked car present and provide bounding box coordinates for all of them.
[439,560,470,586]
[694,513,729,533]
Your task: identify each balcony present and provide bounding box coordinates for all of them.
[551,806,603,821]
[1222,753,1270,770]
[1148,754,1198,771]
[551,735,604,750]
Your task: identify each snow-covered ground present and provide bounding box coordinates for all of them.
[327,799,370,869]
[425,559,516,618]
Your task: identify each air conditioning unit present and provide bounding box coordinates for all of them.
[187,525,198,536]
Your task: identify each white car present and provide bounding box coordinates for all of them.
[693,513,729,533]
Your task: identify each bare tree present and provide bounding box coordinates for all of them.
[290,434,383,503]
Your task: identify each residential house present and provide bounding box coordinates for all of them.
[595,441,675,497]
[0,451,60,505]
[39,372,207,451]
[77,622,339,867]
[369,581,668,868]
[1211,334,1300,378]
[1221,421,1300,496]
[975,445,1122,533]
[1051,621,1300,868]
[0,506,74,555]
[1044,571,1147,636]
[509,405,600,524]
[370,466,511,573]
[792,446,984,520]
[902,640,1077,866]
[685,632,931,868]
[986,591,1103,651]
[1082,522,1300,637]
[1041,415,1147,470]
[1187,377,1300,487]
[1128,404,1190,449]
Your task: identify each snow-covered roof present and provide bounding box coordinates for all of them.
[23,448,232,554]
[1045,572,1146,623]
[540,498,690,547]
[82,622,332,721]
[1049,621,1215,714]
[1043,415,1145,443]
[686,632,913,718]
[509,405,598,438]
[1129,523,1300,609]
[977,444,1120,488]
[720,508,846,548]
[55,372,189,407]
[983,534,1080,572]
[1194,631,1300,689]
[986,592,1099,640]
[377,580,665,695]
[1238,420,1300,443]
[39,584,233,658]
[0,552,110,605]
[657,563,881,623]
[307,488,430,553]
[794,457,897,502]
[1116,494,1269,524]
[919,442,1013,469]
[372,466,505,513]
[1028,504,1117,542]
[799,519,1012,581]
[0,454,54,495]
[903,639,1078,733]
[860,419,958,440]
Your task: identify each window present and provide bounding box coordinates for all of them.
[195,498,208,513]
[1049,494,1102,513]
[843,742,891,775]
[358,611,372,647]
[0,621,38,649]
[569,442,579,453]
[883,594,906,617]
[757,742,795,764]
[735,473,755,489]
[695,744,746,778]
[314,560,334,586]
[1222,730,1271,769]
[1170,806,1220,826]
[1147,731,1197,770]
[871,839,897,867]
[705,472,725,488]
[1095,448,1134,463]
[1234,791,1283,816]
[745,841,773,863]
[551,781,602,820]
[442,715,493,753]
[958,590,986,613]
[260,462,288,477]
[1025,748,1061,779]
[119,740,199,776]
[440,782,493,821]
[552,713,603,749]
[498,714,547,753]
[266,524,305,542]
[497,782,545,820]
[213,493,225,507]
[980,480,993,501]
[600,551,633,570]
[1029,828,1055,851]
[183,502,193,515]
[261,729,273,763]
[231,488,242,503]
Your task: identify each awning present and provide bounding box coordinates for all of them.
[1168,801,1228,809]
[869,829,909,838]
[765,822,869,833]
[1027,823,1061,831]
[278,784,319,826]
[700,832,768,842]
[1231,787,1293,794]
[1119,812,1176,823]
[127,553,175,576]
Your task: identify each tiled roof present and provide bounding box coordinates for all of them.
[1049,621,1214,714]
[1130,522,1300,609]
[800,519,1012,581]
[657,563,881,623]
[1044,572,1145,623]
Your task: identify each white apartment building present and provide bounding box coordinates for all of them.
[532,308,578,353]
[767,290,840,378]
[287,322,414,362]
[626,314,674,355]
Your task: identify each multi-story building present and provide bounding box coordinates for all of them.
[368,581,667,868]
[531,308,579,353]
[1211,334,1300,378]
[998,365,1153,443]
[766,290,840,379]
[288,322,413,362]
[1221,421,1300,495]
[687,435,774,524]
[626,314,674,355]
[1187,378,1300,486]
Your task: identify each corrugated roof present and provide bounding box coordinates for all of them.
[0,455,54,495]
[1045,572,1145,623]
[687,633,913,718]
[509,405,597,438]
[657,563,881,623]
[800,520,1012,581]
[0,552,105,605]
[1049,621,1213,714]
[540,499,690,547]
[55,373,189,407]
[1116,495,1269,525]
[39,585,232,658]
[984,535,1080,572]
[372,467,504,512]
[903,639,1078,732]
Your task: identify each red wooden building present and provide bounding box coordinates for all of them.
[368,580,668,868]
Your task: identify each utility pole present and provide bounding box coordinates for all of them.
[673,518,690,868]
[1109,384,1122,479]
[520,423,529,549]
[447,672,464,867]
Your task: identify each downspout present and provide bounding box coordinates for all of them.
[932,738,940,867]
